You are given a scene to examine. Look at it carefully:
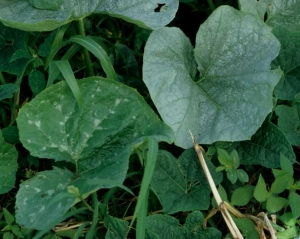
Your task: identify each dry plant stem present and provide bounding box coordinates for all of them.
[264,213,277,239]
[190,132,244,239]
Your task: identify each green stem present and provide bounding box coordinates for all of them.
[77,19,94,77]
[86,193,99,239]
[207,0,216,12]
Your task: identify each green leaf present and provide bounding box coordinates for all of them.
[16,77,173,230]
[276,226,298,239]
[0,84,18,100]
[3,232,14,239]
[254,174,269,202]
[15,167,77,230]
[184,211,222,239]
[226,168,237,184]
[266,0,300,31]
[217,148,232,166]
[130,138,158,237]
[233,217,259,239]
[280,153,294,176]
[272,27,300,100]
[239,0,267,21]
[266,194,288,213]
[145,213,222,239]
[289,191,300,219]
[230,150,240,168]
[17,77,173,164]
[275,104,300,146]
[10,225,24,238]
[0,131,18,194]
[3,208,14,225]
[28,70,46,97]
[69,35,117,81]
[28,0,63,10]
[104,215,128,239]
[271,173,291,194]
[1,126,19,144]
[237,169,249,183]
[0,24,31,75]
[143,6,281,148]
[53,60,82,109]
[150,149,222,214]
[231,186,254,206]
[96,0,179,30]
[0,0,178,32]
[238,122,295,168]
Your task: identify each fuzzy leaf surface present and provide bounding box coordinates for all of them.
[238,122,295,168]
[0,0,178,31]
[275,104,300,145]
[266,0,300,31]
[272,27,300,100]
[16,77,173,229]
[15,167,76,230]
[0,131,18,194]
[150,149,222,214]
[143,6,281,148]
[96,0,179,30]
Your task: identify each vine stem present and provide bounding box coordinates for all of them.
[77,18,94,77]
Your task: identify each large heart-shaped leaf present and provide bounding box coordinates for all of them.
[95,0,179,30]
[272,27,300,100]
[238,121,295,168]
[265,0,300,31]
[16,77,174,229]
[143,6,281,148]
[0,0,178,31]
[150,149,222,214]
[275,104,300,145]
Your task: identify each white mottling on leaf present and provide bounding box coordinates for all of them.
[23,198,28,205]
[132,115,136,119]
[96,87,101,92]
[34,187,41,193]
[25,185,29,188]
[59,145,68,152]
[27,139,31,143]
[55,103,62,111]
[42,147,46,151]
[50,143,58,148]
[28,120,33,124]
[109,109,115,114]
[35,120,41,128]
[38,206,45,213]
[96,126,103,130]
[94,119,101,126]
[47,189,55,196]
[91,94,95,98]
[115,98,121,106]
[84,132,90,138]
[59,121,64,125]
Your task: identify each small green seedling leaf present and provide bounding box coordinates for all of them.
[227,168,238,184]
[230,150,240,168]
[217,148,232,166]
[231,186,254,206]
[237,169,249,183]
[254,174,268,202]
[3,208,14,225]
[271,173,293,194]
[280,153,294,176]
[266,195,288,213]
[289,191,300,220]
